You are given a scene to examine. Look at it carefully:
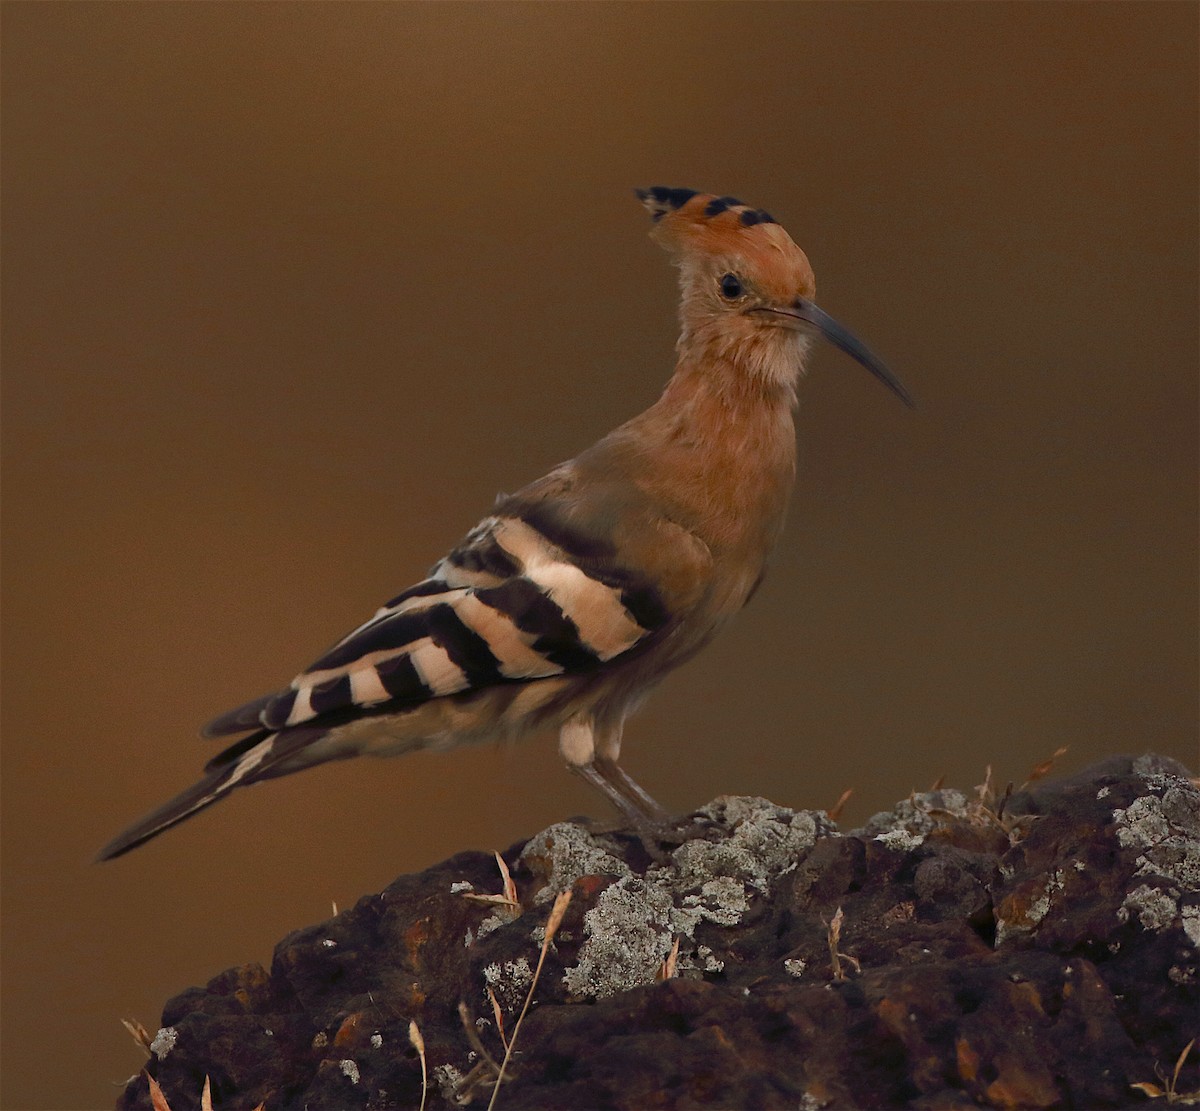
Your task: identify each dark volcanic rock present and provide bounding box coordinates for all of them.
[118,755,1199,1110]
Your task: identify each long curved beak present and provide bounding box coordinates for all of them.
[754,298,915,408]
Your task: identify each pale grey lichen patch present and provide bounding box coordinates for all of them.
[339,1059,360,1084]
[996,869,1065,946]
[1169,963,1197,985]
[150,1026,177,1060]
[370,1032,383,1049]
[550,799,834,999]
[450,880,474,894]
[1119,884,1181,932]
[1115,796,1173,850]
[1027,869,1065,927]
[563,876,675,998]
[666,797,830,896]
[1183,904,1200,947]
[784,958,808,978]
[433,1064,466,1102]
[680,876,749,926]
[475,913,506,943]
[857,788,971,848]
[520,822,631,901]
[1133,753,1193,792]
[874,828,926,852]
[1113,779,1200,894]
[483,956,533,1012]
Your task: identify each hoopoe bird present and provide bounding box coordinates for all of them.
[98,187,912,861]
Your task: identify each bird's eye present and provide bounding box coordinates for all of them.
[718,273,743,300]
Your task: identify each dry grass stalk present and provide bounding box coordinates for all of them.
[122,1018,153,1059]
[1021,745,1069,789]
[656,936,681,982]
[143,1074,251,1111]
[451,1000,511,1103]
[826,788,854,823]
[486,888,573,1111]
[826,906,860,982]
[1131,1039,1200,1104]
[486,986,510,1051]
[408,1019,428,1111]
[462,852,522,912]
[925,749,1071,847]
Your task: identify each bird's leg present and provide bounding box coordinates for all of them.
[559,715,668,831]
[592,757,669,824]
[569,761,661,830]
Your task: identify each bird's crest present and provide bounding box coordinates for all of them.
[636,186,815,301]
[636,186,776,228]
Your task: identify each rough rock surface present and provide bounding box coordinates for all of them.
[118,754,1199,1110]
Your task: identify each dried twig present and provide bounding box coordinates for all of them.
[1130,1038,1199,1104]
[1021,746,1069,789]
[826,788,854,823]
[458,1001,505,1076]
[408,1019,428,1111]
[826,906,861,982]
[487,987,510,1051]
[462,852,522,911]
[122,1018,153,1059]
[486,889,573,1111]
[146,1075,171,1111]
[656,936,681,982]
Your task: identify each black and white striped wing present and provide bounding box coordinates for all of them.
[203,512,670,737]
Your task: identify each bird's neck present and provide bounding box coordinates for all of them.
[625,346,801,555]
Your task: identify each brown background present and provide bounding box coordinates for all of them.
[2,3,1197,1107]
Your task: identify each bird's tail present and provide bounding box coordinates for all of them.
[96,730,282,861]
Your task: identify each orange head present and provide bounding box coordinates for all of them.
[636,187,912,406]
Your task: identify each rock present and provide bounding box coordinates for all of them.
[117,754,1199,1110]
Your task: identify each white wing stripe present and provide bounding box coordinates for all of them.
[349,667,390,705]
[455,592,564,679]
[407,637,468,695]
[350,587,466,639]
[286,686,314,727]
[493,517,645,660]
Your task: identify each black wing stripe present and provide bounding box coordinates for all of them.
[375,652,431,701]
[308,674,353,717]
[508,506,669,634]
[475,579,600,672]
[618,583,670,631]
[380,577,450,610]
[262,687,298,732]
[517,502,618,564]
[426,603,505,687]
[446,533,522,580]
[316,611,430,671]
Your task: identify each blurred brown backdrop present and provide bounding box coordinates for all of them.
[2,3,1196,1107]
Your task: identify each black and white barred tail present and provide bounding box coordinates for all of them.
[95,727,326,860]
